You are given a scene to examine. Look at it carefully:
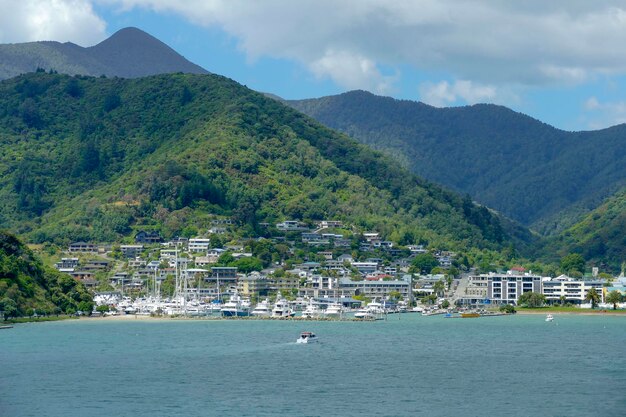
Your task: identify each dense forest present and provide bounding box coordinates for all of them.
[286,91,626,235]
[0,231,93,318]
[0,72,533,254]
[540,188,626,268]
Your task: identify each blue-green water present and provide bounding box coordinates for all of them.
[2,314,625,417]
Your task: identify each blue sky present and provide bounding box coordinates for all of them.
[2,1,626,131]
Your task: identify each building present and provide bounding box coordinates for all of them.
[338,277,411,300]
[55,258,79,270]
[276,220,308,231]
[542,275,605,305]
[134,230,162,244]
[120,245,143,259]
[68,242,98,253]
[237,272,269,297]
[462,271,542,305]
[188,238,211,252]
[318,220,343,229]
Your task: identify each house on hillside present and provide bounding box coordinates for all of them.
[135,230,162,244]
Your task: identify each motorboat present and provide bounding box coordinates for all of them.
[296,331,318,344]
[545,314,554,322]
[251,299,272,317]
[271,297,295,318]
[301,300,323,319]
[220,292,250,317]
[324,302,343,318]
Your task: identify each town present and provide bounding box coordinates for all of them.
[48,217,626,317]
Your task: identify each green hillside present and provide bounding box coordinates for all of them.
[0,72,533,253]
[0,231,92,318]
[541,189,626,269]
[286,91,626,234]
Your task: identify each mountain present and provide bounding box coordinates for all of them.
[0,27,208,80]
[285,91,626,234]
[0,231,93,317]
[0,72,533,254]
[541,188,626,269]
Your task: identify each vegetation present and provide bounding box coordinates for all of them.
[0,231,93,319]
[0,72,530,257]
[517,291,546,308]
[286,91,626,238]
[605,291,623,310]
[585,288,601,309]
[499,304,516,314]
[540,190,626,270]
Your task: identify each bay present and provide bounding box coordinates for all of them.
[1,314,625,417]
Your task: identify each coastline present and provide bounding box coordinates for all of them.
[515,309,626,316]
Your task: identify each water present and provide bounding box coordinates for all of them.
[2,314,625,417]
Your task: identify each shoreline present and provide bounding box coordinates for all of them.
[514,309,626,316]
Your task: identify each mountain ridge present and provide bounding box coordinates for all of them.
[285,90,626,234]
[0,27,208,80]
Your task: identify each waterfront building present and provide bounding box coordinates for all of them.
[68,242,98,253]
[463,271,542,305]
[542,275,605,304]
[338,277,411,300]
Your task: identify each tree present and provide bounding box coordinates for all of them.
[409,253,439,274]
[388,290,402,301]
[560,253,585,275]
[445,274,453,290]
[440,299,450,309]
[585,287,601,309]
[517,291,546,308]
[0,298,17,320]
[433,280,445,297]
[605,290,622,310]
[96,304,110,314]
[499,304,516,314]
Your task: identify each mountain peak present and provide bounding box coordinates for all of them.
[0,27,208,80]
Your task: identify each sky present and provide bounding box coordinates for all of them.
[1,1,626,131]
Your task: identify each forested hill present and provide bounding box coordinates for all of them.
[540,189,626,268]
[286,91,626,234]
[0,231,92,318]
[0,72,533,253]
[0,27,208,80]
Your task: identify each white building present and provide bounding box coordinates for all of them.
[188,238,211,252]
[542,275,605,304]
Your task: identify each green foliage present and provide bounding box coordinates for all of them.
[0,231,92,316]
[409,253,439,274]
[585,288,601,309]
[517,292,546,308]
[440,299,450,309]
[287,91,626,238]
[0,72,526,257]
[559,253,586,275]
[605,291,622,310]
[499,304,516,314]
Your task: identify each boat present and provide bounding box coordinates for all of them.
[461,312,481,318]
[301,299,323,319]
[271,297,295,318]
[220,292,250,317]
[251,299,272,317]
[324,301,344,318]
[296,331,318,344]
[0,325,14,329]
[545,314,554,322]
[354,301,384,319]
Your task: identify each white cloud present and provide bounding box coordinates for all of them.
[0,0,106,46]
[96,0,626,92]
[583,97,626,128]
[419,80,498,107]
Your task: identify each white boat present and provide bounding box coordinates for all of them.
[251,299,272,317]
[302,300,323,319]
[324,302,344,318]
[354,300,385,319]
[545,314,554,322]
[296,331,318,344]
[221,292,250,317]
[272,297,295,318]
